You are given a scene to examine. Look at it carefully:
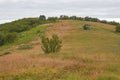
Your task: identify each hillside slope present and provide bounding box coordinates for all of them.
[0,20,120,80]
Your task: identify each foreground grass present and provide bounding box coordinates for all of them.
[0,20,120,80]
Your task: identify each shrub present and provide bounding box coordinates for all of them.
[83,24,91,30]
[41,34,62,54]
[0,32,17,46]
[116,25,120,32]
[0,32,6,45]
[6,32,17,43]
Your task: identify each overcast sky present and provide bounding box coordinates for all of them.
[0,0,120,22]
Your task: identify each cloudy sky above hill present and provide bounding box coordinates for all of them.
[0,0,120,21]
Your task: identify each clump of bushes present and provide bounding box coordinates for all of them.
[115,25,120,32]
[41,34,62,54]
[0,32,17,46]
[83,24,91,30]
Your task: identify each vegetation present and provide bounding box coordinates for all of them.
[47,17,58,22]
[115,25,120,32]
[0,15,119,46]
[83,24,91,30]
[0,15,58,46]
[0,32,17,46]
[0,20,120,80]
[39,15,46,24]
[41,34,62,54]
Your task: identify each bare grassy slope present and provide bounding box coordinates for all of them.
[0,20,120,80]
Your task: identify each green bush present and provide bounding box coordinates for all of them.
[41,34,62,54]
[0,33,6,45]
[0,32,17,46]
[83,24,91,30]
[6,32,17,43]
[116,25,120,32]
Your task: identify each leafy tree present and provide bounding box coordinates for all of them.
[59,15,69,20]
[39,15,46,23]
[47,17,58,22]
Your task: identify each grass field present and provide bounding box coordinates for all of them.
[0,20,120,80]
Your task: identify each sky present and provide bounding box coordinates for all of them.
[0,0,120,23]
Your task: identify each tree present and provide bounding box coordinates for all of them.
[59,15,69,20]
[47,17,58,22]
[39,15,46,23]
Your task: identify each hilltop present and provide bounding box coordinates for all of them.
[0,19,120,80]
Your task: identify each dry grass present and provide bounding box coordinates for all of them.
[0,20,120,80]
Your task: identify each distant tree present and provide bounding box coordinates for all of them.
[59,15,69,20]
[100,20,108,24]
[39,15,46,23]
[70,16,77,20]
[47,17,58,22]
[84,16,91,21]
[108,21,119,26]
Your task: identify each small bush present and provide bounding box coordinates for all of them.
[0,32,17,46]
[41,34,62,54]
[115,25,120,32]
[0,32,6,45]
[5,32,17,43]
[83,24,91,30]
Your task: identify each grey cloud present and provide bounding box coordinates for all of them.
[0,0,120,20]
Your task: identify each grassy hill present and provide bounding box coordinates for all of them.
[0,20,120,80]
